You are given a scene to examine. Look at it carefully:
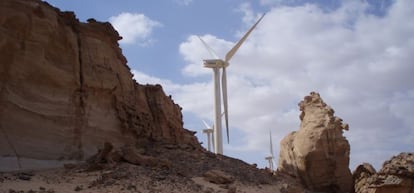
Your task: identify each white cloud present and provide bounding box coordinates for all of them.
[260,0,287,6]
[237,3,257,25]
[109,12,162,45]
[172,0,414,169]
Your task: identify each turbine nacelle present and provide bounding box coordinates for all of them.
[203,59,229,68]
[202,128,214,134]
[265,155,273,160]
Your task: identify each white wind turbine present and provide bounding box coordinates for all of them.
[202,120,214,152]
[198,13,266,155]
[265,129,275,172]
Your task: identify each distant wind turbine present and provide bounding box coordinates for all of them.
[198,13,266,154]
[265,129,275,172]
[202,120,214,152]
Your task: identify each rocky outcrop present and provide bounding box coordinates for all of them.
[277,92,353,193]
[0,0,199,169]
[354,152,414,193]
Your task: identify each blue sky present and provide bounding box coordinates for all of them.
[44,0,413,170]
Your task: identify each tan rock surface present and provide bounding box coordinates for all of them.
[354,152,414,193]
[278,92,353,193]
[0,0,199,170]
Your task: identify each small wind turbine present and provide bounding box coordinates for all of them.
[202,120,214,152]
[265,129,275,172]
[198,13,266,155]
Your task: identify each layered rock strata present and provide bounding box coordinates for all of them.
[0,0,199,169]
[278,92,353,193]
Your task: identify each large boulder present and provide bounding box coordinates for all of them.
[0,0,199,170]
[277,92,353,193]
[354,152,414,193]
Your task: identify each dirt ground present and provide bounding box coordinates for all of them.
[0,144,308,193]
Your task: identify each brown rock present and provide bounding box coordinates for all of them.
[88,142,114,164]
[203,170,234,184]
[354,152,414,193]
[278,92,353,193]
[120,145,171,169]
[0,0,200,169]
[353,163,377,193]
[281,183,307,193]
[353,163,376,181]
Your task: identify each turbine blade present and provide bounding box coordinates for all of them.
[225,13,266,62]
[269,129,274,157]
[197,36,220,59]
[222,68,229,143]
[202,120,211,129]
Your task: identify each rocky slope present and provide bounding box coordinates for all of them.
[353,152,414,193]
[0,0,198,170]
[277,92,353,193]
[0,140,311,193]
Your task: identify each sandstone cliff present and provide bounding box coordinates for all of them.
[0,0,199,169]
[277,92,353,193]
[354,152,414,193]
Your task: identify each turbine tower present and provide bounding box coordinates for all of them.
[199,13,266,155]
[202,120,214,152]
[265,129,275,172]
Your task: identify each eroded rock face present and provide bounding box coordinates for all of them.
[0,0,199,168]
[354,152,414,193]
[277,92,353,193]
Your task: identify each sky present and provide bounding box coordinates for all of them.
[43,0,413,170]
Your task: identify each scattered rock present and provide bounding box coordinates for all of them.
[74,185,83,191]
[63,163,77,170]
[127,184,137,191]
[281,183,307,193]
[16,172,34,181]
[227,186,237,193]
[120,145,172,169]
[278,92,353,193]
[203,187,215,193]
[203,170,234,185]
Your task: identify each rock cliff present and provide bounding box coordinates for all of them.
[354,152,414,193]
[0,0,199,169]
[277,92,353,193]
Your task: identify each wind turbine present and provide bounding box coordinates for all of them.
[198,13,266,155]
[202,120,214,152]
[265,129,275,172]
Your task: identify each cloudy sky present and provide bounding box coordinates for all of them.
[44,0,413,170]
